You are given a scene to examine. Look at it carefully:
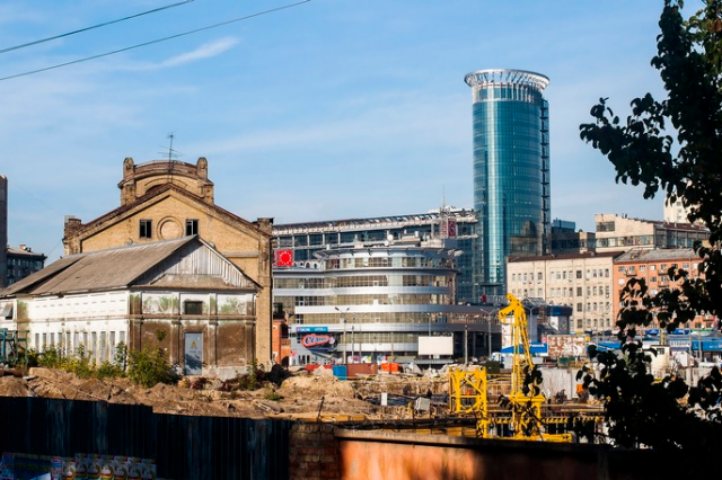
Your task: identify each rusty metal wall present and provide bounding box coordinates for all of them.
[0,397,292,480]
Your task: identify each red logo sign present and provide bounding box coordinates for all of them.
[276,249,293,267]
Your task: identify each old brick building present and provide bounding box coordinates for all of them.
[61,157,274,365]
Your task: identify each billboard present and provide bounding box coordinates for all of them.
[418,336,453,356]
[546,335,587,357]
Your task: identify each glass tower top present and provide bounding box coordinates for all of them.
[465,69,550,298]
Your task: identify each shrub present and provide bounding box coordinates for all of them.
[237,360,262,390]
[127,348,175,388]
[37,346,63,368]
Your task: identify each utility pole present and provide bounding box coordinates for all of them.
[464,315,469,365]
[334,306,350,363]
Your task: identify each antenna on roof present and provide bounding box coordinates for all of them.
[158,133,184,162]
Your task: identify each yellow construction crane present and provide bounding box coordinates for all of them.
[498,293,571,442]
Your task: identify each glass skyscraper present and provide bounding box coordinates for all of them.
[465,69,550,298]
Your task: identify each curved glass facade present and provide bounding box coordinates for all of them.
[465,69,550,297]
[273,240,498,365]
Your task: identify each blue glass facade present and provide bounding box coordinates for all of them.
[465,70,550,298]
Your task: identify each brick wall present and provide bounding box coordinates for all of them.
[289,423,340,480]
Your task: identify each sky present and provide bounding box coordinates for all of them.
[0,0,677,261]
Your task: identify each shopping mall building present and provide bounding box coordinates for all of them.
[273,236,499,366]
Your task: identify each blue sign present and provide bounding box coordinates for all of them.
[296,326,329,333]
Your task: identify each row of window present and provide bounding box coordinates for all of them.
[34,330,126,364]
[512,268,610,283]
[618,262,695,274]
[138,219,198,239]
[275,275,453,289]
[287,293,452,307]
[575,318,613,329]
[511,285,610,299]
[324,257,455,270]
[6,258,44,268]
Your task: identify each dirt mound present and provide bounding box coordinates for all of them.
[278,374,355,400]
[0,376,31,397]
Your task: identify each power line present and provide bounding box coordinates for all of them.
[0,0,311,83]
[0,0,196,55]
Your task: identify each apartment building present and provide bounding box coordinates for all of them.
[507,251,622,333]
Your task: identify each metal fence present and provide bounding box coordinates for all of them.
[0,397,292,480]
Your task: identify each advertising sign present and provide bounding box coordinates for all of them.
[300,333,336,352]
[546,335,586,357]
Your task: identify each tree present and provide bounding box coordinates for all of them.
[578,0,722,460]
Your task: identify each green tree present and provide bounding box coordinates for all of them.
[579,0,722,460]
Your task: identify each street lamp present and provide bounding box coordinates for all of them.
[334,306,350,363]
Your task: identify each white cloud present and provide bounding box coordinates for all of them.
[157,37,239,68]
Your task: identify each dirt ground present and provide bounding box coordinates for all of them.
[0,367,448,421]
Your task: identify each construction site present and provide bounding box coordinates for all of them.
[0,291,707,480]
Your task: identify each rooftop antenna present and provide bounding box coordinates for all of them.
[157,132,185,161]
[157,132,185,183]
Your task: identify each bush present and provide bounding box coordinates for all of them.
[237,360,262,390]
[37,346,63,368]
[127,348,176,388]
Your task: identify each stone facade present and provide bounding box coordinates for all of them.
[62,158,274,365]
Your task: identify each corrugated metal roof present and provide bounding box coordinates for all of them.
[0,236,195,297]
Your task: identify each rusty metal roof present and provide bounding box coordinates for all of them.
[0,236,197,297]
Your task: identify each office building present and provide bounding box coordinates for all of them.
[465,69,551,298]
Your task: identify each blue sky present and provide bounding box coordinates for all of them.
[0,1,673,260]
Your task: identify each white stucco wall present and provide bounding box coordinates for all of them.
[26,291,130,364]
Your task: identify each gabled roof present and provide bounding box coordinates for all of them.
[0,236,258,297]
[79,183,265,237]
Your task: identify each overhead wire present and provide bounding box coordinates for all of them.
[0,0,196,55]
[0,0,311,83]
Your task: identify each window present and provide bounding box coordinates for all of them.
[537,272,543,281]
[605,269,609,278]
[186,219,199,236]
[576,270,582,279]
[650,265,656,271]
[639,265,646,272]
[577,287,582,296]
[577,303,583,312]
[184,300,203,315]
[512,274,516,281]
[139,220,152,239]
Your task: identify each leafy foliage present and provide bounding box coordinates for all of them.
[579,0,722,457]
[127,347,176,388]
